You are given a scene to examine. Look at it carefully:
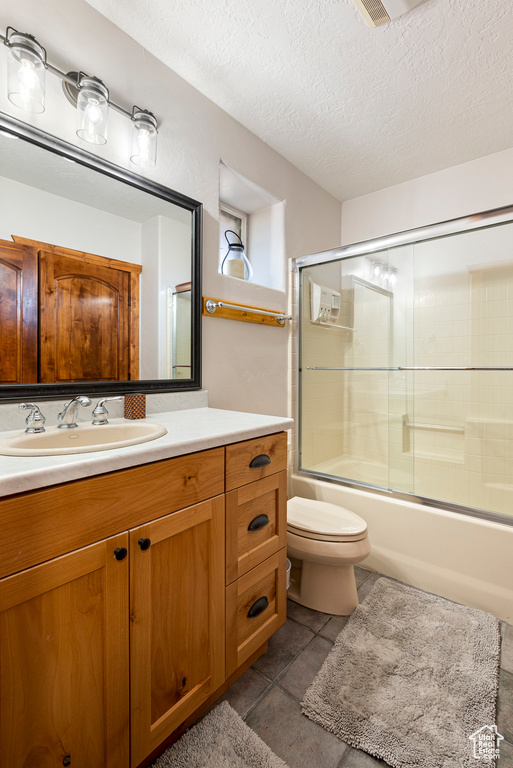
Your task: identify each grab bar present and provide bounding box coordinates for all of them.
[403,418,464,434]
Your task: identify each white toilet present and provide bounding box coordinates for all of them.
[287,496,370,616]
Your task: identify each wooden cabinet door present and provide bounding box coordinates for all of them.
[39,250,131,382]
[0,533,129,768]
[0,239,37,383]
[130,497,225,766]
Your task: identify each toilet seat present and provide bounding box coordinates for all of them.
[287,496,367,543]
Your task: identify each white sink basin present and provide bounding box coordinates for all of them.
[0,421,168,456]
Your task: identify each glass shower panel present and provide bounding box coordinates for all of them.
[388,244,415,492]
[300,253,404,490]
[300,261,352,476]
[298,213,513,521]
[410,224,513,516]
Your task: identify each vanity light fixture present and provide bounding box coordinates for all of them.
[1,26,158,166]
[5,27,46,113]
[130,108,158,168]
[76,75,109,145]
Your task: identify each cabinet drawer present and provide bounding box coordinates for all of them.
[225,432,287,491]
[226,548,286,676]
[226,471,287,584]
[0,447,224,579]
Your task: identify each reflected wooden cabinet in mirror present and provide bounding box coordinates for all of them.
[0,112,202,401]
[1,236,141,383]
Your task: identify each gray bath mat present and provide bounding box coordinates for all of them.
[302,578,501,768]
[152,701,289,768]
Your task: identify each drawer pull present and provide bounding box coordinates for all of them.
[248,514,270,532]
[249,454,271,468]
[247,595,269,618]
[114,547,127,561]
[138,538,151,551]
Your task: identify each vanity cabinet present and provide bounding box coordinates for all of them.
[0,431,287,768]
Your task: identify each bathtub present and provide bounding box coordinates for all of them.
[291,472,513,623]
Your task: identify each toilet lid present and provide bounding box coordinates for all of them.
[287,496,368,542]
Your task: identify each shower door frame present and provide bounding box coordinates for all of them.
[294,202,513,528]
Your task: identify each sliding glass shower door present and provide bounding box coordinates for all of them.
[298,214,513,522]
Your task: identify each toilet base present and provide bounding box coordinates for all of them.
[288,560,359,616]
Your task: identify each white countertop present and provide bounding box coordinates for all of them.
[0,408,293,498]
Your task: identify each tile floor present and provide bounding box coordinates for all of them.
[217,567,513,768]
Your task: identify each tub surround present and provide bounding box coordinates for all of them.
[0,407,293,497]
[291,473,513,624]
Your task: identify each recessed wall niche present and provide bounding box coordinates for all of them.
[219,162,285,292]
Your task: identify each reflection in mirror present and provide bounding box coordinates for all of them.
[0,114,201,401]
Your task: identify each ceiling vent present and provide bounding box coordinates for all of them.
[352,0,424,27]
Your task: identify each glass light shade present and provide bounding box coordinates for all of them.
[7,32,46,113]
[76,77,109,145]
[130,110,158,168]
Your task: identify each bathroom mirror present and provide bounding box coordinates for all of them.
[0,112,202,402]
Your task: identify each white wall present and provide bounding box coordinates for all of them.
[340,147,513,245]
[140,216,191,379]
[0,0,341,417]
[0,176,141,262]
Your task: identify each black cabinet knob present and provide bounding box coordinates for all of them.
[138,538,151,551]
[247,596,269,618]
[63,757,71,767]
[114,547,127,561]
[249,454,271,468]
[248,514,270,531]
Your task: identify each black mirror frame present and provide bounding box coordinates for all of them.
[0,111,202,402]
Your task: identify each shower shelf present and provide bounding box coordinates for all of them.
[315,321,356,331]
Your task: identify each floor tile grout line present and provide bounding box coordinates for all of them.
[263,630,324,689]
[240,679,275,722]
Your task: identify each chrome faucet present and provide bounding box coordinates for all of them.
[57,396,92,429]
[18,403,46,433]
[92,396,123,425]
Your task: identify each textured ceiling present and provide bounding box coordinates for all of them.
[84,0,513,201]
